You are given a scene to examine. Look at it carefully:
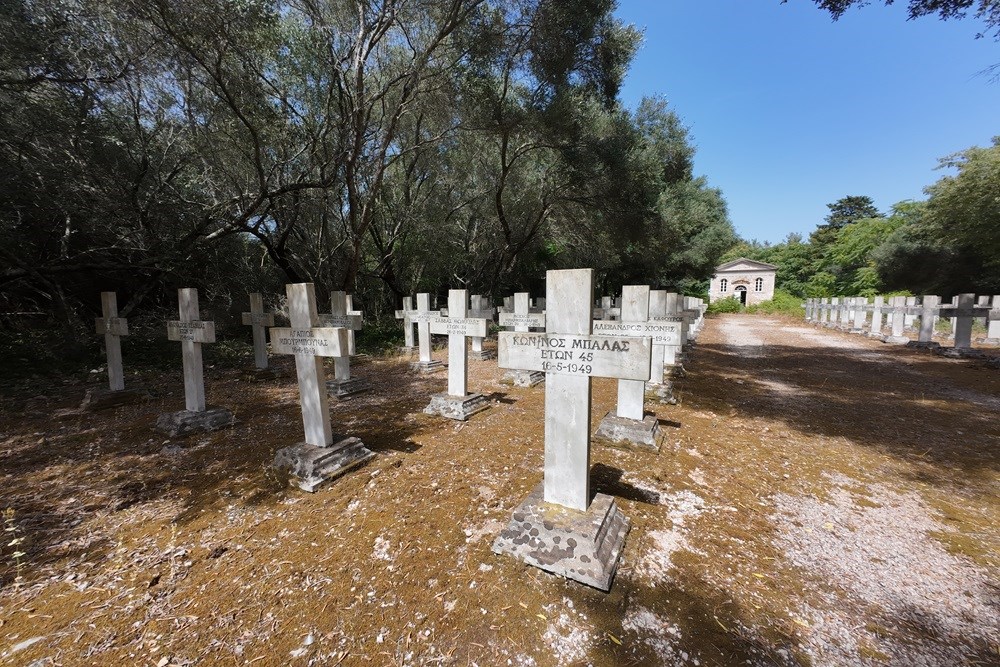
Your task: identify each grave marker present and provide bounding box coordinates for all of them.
[498,292,546,387]
[423,290,490,420]
[868,296,886,339]
[155,288,235,436]
[394,296,417,350]
[850,297,868,333]
[408,293,445,372]
[883,296,912,344]
[937,293,991,350]
[271,283,374,491]
[241,293,276,370]
[321,291,369,398]
[985,296,1000,343]
[82,291,150,410]
[468,294,496,360]
[907,295,942,348]
[493,268,648,591]
[593,285,669,449]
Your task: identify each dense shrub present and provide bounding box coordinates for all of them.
[745,290,805,317]
[707,296,742,314]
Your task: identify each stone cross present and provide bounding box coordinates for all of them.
[851,297,868,333]
[493,268,648,591]
[319,291,366,397]
[987,295,1000,342]
[660,293,686,367]
[241,293,275,370]
[424,290,489,419]
[347,295,362,354]
[914,295,942,345]
[166,288,217,413]
[869,295,885,338]
[937,293,992,349]
[269,283,374,491]
[403,293,442,372]
[95,291,129,391]
[394,296,417,348]
[156,289,234,436]
[820,297,831,325]
[468,294,496,360]
[904,296,917,328]
[884,296,910,343]
[976,295,991,327]
[498,292,546,387]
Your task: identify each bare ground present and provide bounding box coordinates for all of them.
[1,314,998,666]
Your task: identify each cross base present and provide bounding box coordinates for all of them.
[934,347,986,359]
[80,387,151,411]
[594,412,662,451]
[866,332,886,341]
[500,369,545,388]
[273,438,375,493]
[883,335,910,345]
[410,359,445,373]
[906,340,941,350]
[978,337,1000,345]
[645,383,677,405]
[491,483,630,592]
[397,345,417,356]
[849,327,865,334]
[155,407,235,437]
[469,349,496,361]
[326,377,370,400]
[423,392,490,421]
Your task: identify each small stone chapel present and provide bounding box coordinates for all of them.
[708,258,777,306]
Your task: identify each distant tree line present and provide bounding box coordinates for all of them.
[0,0,736,349]
[722,137,1000,298]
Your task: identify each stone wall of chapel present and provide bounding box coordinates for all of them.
[709,269,776,305]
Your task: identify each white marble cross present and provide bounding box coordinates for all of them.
[498,293,546,331]
[394,296,416,348]
[851,297,868,332]
[498,269,651,511]
[915,295,942,343]
[429,290,487,397]
[987,295,1000,341]
[320,291,363,382]
[468,294,496,358]
[166,288,217,412]
[937,293,992,349]
[407,293,442,370]
[269,283,349,446]
[95,291,129,391]
[241,293,275,369]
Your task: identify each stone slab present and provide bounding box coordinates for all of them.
[273,437,375,493]
[423,392,490,421]
[866,332,887,342]
[469,349,497,361]
[491,483,629,592]
[934,347,987,359]
[326,376,370,399]
[155,407,235,437]
[883,336,910,345]
[500,369,545,388]
[594,412,662,451]
[79,386,151,411]
[410,359,446,373]
[906,341,941,350]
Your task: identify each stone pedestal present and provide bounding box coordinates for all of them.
[500,369,545,387]
[410,359,445,373]
[906,340,941,350]
[935,347,986,359]
[594,411,661,451]
[423,392,490,421]
[491,483,629,592]
[155,407,235,437]
[645,383,676,405]
[469,348,496,361]
[866,332,887,342]
[80,386,151,411]
[326,376,370,400]
[884,335,910,345]
[273,437,375,492]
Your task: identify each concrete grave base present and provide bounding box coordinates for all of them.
[80,386,151,411]
[644,383,676,405]
[594,412,662,451]
[273,438,375,493]
[906,341,941,350]
[491,483,629,592]
[866,332,887,341]
[934,347,986,359]
[155,407,235,437]
[976,337,1000,345]
[397,345,417,356]
[410,359,445,373]
[883,336,910,345]
[326,377,370,400]
[500,369,545,388]
[423,392,490,421]
[469,349,496,361]
[850,328,865,334]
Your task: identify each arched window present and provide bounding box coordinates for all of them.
[755,277,764,292]
[720,278,728,293]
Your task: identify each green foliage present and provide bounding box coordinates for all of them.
[707,296,742,314]
[745,290,805,316]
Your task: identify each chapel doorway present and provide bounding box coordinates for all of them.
[735,286,747,305]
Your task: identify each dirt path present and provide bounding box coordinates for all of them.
[1,315,997,666]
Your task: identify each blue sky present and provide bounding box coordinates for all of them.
[613,0,1000,244]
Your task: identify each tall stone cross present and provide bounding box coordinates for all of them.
[868,296,886,338]
[269,283,374,491]
[592,285,678,448]
[95,291,129,391]
[660,292,687,369]
[321,291,367,398]
[424,289,489,420]
[468,294,496,360]
[498,292,546,387]
[493,268,650,591]
[937,293,992,349]
[883,295,911,344]
[850,297,868,333]
[407,293,444,372]
[242,293,275,370]
[819,297,831,325]
[912,295,942,345]
[987,295,1000,343]
[157,289,234,436]
[904,296,918,328]
[394,296,417,349]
